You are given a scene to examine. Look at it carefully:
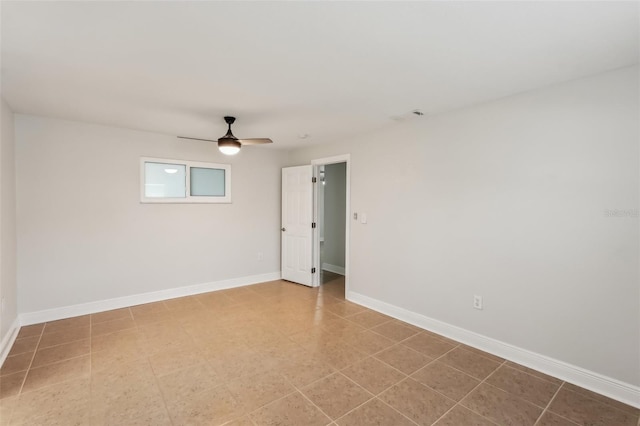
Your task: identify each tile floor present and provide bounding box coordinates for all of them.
[0,277,638,425]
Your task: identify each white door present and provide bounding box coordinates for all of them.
[281,165,314,286]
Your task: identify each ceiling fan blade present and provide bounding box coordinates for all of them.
[238,138,273,146]
[177,136,218,143]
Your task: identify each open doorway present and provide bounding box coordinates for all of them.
[311,155,350,296]
[317,163,346,285]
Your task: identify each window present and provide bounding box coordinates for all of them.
[140,157,231,203]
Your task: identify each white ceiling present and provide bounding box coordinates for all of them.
[1,1,638,149]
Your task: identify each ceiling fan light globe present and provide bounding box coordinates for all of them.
[218,139,241,155]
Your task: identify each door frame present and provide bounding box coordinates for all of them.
[311,154,350,293]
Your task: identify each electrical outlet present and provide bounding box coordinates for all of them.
[257,252,263,261]
[473,295,483,310]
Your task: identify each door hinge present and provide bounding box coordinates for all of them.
[312,222,316,229]
[312,267,316,274]
[312,177,317,183]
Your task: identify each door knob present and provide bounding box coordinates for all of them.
[281,227,286,232]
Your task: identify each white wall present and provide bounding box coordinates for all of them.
[323,162,346,270]
[0,98,18,342]
[16,116,286,314]
[288,66,639,387]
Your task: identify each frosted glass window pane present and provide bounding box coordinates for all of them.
[144,162,186,198]
[191,167,225,196]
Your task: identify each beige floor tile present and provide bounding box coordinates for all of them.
[42,316,90,334]
[371,320,420,342]
[457,344,504,363]
[91,307,132,324]
[92,390,167,425]
[505,361,562,385]
[91,330,146,370]
[289,327,344,347]
[145,330,196,355]
[402,333,457,359]
[209,349,280,382]
[131,310,173,327]
[341,357,406,395]
[195,292,237,309]
[277,356,336,388]
[439,347,502,380]
[137,320,184,341]
[199,336,253,361]
[347,311,392,329]
[561,382,640,416]
[149,346,206,376]
[0,371,26,400]
[411,361,480,401]
[15,400,91,426]
[91,343,147,373]
[0,353,33,376]
[129,300,169,315]
[548,386,637,426]
[241,331,294,353]
[335,398,414,426]
[374,344,432,375]
[536,411,580,426]
[432,405,497,426]
[345,330,395,355]
[90,328,145,352]
[254,342,309,371]
[324,301,367,318]
[38,326,89,349]
[301,372,372,420]
[0,396,16,426]
[31,339,90,368]
[461,383,542,426]
[91,359,157,399]
[222,416,256,426]
[163,295,204,311]
[227,371,296,412]
[90,317,137,337]
[379,378,455,426]
[11,378,90,425]
[305,340,368,370]
[21,356,90,393]
[158,363,220,402]
[485,364,559,407]
[250,391,331,426]
[8,337,39,357]
[16,324,44,339]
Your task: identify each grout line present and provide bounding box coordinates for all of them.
[533,382,566,426]
[501,361,563,386]
[334,374,421,426]
[431,359,508,426]
[290,387,336,424]
[15,322,45,396]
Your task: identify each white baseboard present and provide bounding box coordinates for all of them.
[0,317,20,367]
[20,272,281,326]
[322,263,345,275]
[347,290,640,409]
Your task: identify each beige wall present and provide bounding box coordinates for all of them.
[15,116,286,313]
[0,98,18,342]
[288,66,640,386]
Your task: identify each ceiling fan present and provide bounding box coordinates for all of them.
[178,116,273,155]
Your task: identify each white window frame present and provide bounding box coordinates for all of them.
[140,157,231,203]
